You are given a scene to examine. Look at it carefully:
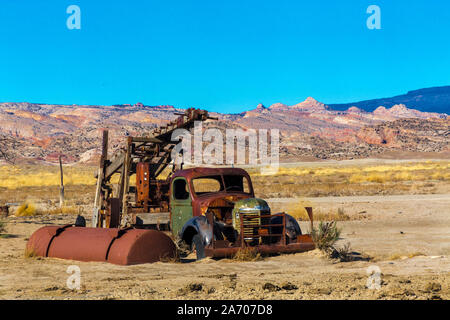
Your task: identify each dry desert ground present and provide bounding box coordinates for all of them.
[0,159,449,300]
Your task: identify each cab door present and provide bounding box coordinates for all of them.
[170,177,193,237]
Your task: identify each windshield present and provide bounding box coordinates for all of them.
[192,175,251,195]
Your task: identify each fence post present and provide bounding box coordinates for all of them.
[59,155,64,208]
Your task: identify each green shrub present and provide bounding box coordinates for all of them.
[311,221,341,253]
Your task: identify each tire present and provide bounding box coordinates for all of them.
[191,234,205,260]
[269,214,302,244]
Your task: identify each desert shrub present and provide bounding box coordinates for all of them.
[312,223,358,262]
[15,202,39,216]
[332,242,353,262]
[311,221,341,253]
[232,247,262,261]
[0,220,5,233]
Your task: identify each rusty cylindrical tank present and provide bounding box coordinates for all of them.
[26,225,177,265]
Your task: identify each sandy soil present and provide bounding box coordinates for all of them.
[0,193,449,300]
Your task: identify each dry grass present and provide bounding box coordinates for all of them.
[0,163,153,190]
[285,199,351,221]
[254,161,450,180]
[389,252,425,261]
[24,247,37,258]
[15,202,40,216]
[0,160,448,216]
[232,247,263,261]
[0,164,97,189]
[45,206,81,215]
[251,161,449,198]
[159,255,181,263]
[0,184,95,206]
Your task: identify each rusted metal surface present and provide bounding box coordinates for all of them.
[107,198,121,228]
[305,206,314,232]
[136,162,150,205]
[26,226,177,265]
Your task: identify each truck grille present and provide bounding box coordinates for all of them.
[237,209,270,244]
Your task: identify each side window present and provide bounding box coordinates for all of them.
[173,179,190,200]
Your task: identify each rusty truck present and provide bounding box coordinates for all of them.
[27,109,315,264]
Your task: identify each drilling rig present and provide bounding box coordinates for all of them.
[92,108,215,229]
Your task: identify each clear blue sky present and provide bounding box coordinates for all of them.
[1,1,449,113]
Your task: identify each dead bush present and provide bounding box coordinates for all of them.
[331,242,353,262]
[232,247,262,262]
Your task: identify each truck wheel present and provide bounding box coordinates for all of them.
[191,234,205,261]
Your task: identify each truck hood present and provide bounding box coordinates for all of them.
[195,192,252,215]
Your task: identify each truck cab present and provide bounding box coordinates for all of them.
[169,167,254,236]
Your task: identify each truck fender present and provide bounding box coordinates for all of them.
[179,216,213,248]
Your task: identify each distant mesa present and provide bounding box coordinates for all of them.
[268,103,288,110]
[291,97,327,111]
[0,85,448,164]
[243,103,268,117]
[113,103,175,110]
[373,106,388,114]
[329,85,450,114]
[347,106,363,113]
[267,97,327,112]
[373,104,443,119]
[154,105,176,110]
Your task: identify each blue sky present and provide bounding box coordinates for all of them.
[0,1,449,113]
